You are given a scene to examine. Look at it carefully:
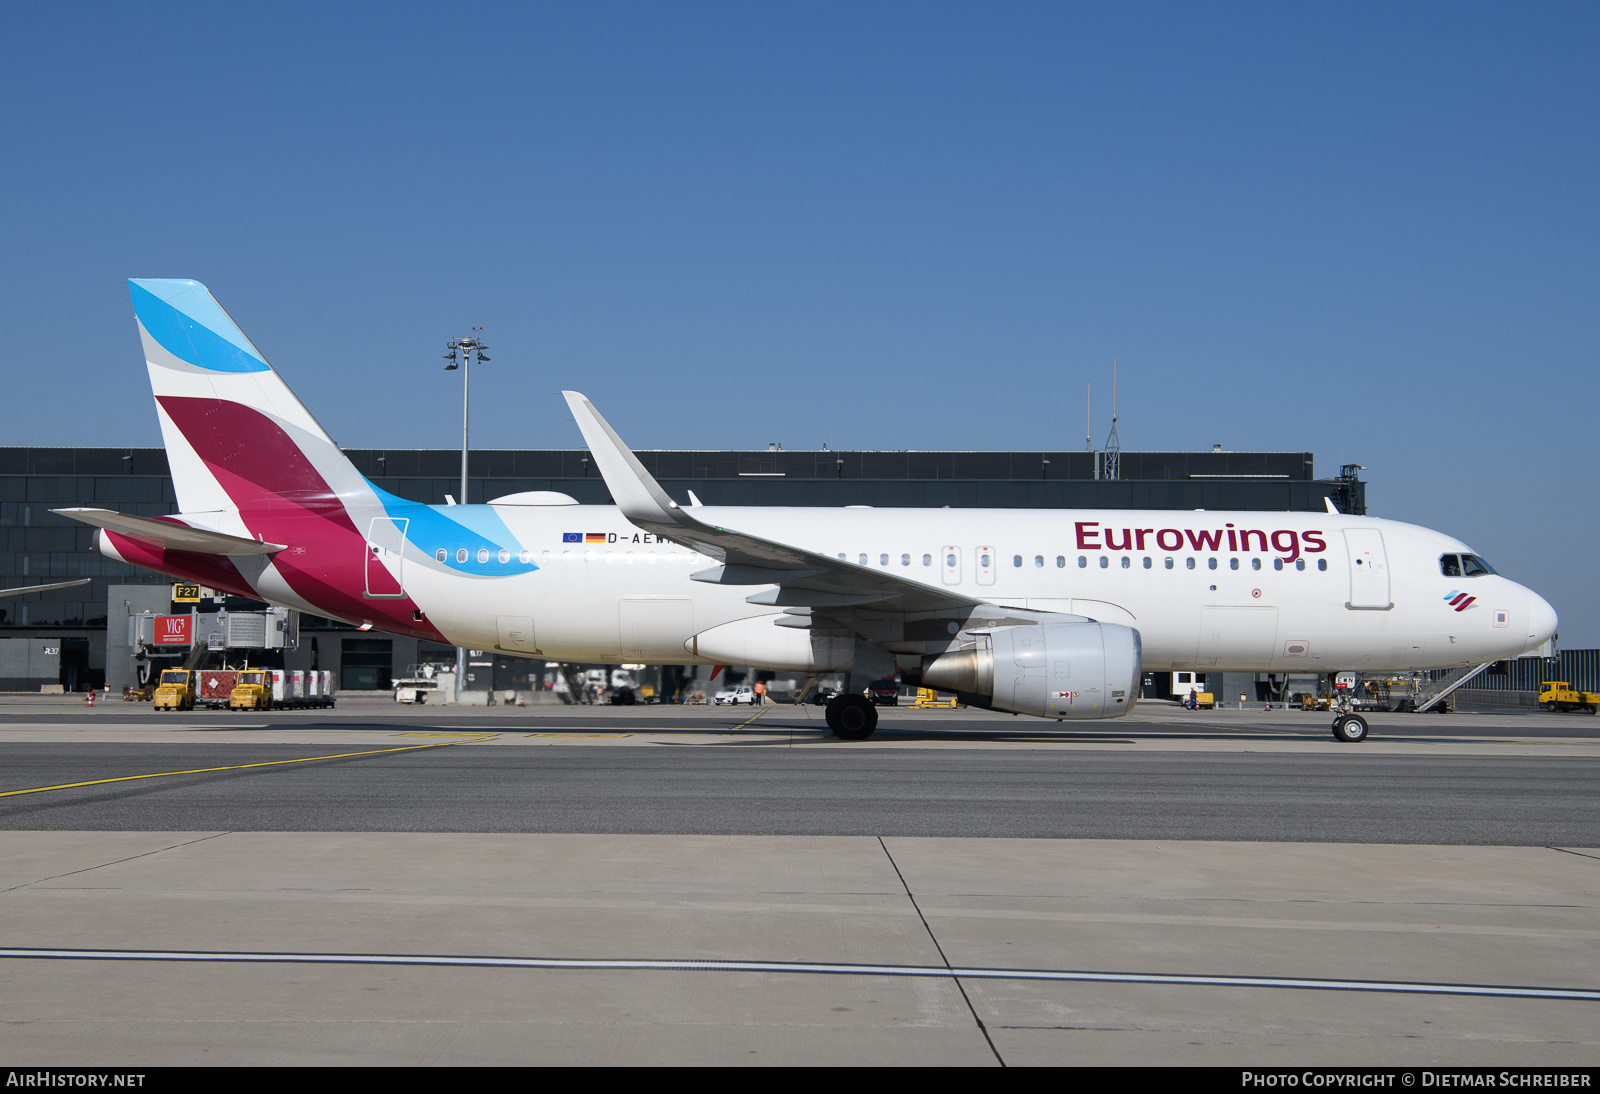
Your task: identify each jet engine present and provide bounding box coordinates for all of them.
[921,622,1141,719]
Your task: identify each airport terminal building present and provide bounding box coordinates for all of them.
[2,444,1367,695]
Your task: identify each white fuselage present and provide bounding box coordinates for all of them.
[389,503,1554,673]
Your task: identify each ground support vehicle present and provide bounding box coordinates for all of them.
[229,670,272,711]
[229,669,337,711]
[393,677,439,704]
[714,685,758,705]
[152,669,196,711]
[911,688,960,709]
[867,678,899,706]
[1539,682,1600,714]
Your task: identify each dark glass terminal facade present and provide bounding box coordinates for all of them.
[0,445,1363,691]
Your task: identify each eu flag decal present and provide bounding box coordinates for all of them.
[562,532,582,543]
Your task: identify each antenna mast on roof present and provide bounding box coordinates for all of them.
[1085,382,1092,452]
[1102,358,1121,481]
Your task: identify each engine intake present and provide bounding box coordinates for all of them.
[921,622,1141,719]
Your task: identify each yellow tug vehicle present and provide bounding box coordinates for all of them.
[1538,682,1600,714]
[228,669,273,711]
[151,669,196,712]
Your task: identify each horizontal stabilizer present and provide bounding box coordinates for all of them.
[52,509,287,556]
[0,579,92,596]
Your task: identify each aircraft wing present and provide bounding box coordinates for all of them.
[52,509,287,556]
[563,391,989,617]
[0,579,92,596]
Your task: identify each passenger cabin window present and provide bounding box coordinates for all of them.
[1318,559,1327,571]
[1078,556,1087,568]
[1099,556,1109,569]
[436,549,447,562]
[1186,558,1195,570]
[1142,557,1152,569]
[1034,555,1044,568]
[1121,556,1130,569]
[922,554,932,567]
[1056,556,1065,568]
[880,553,889,566]
[1011,554,1021,567]
[456,549,468,564]
[902,553,911,566]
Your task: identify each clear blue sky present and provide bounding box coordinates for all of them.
[3,3,1596,641]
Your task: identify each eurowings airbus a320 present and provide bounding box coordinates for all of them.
[60,279,1558,742]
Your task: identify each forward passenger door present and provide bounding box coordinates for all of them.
[1343,529,1392,610]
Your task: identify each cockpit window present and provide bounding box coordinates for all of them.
[1461,554,1495,577]
[1440,554,1461,577]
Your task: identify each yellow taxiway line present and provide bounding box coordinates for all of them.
[0,736,498,799]
[724,703,776,734]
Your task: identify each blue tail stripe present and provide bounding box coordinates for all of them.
[130,280,271,374]
[367,481,539,577]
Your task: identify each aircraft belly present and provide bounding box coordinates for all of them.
[1197,606,1280,669]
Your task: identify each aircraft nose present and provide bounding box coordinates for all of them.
[1523,591,1558,654]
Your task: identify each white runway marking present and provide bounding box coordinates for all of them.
[2,948,1594,1001]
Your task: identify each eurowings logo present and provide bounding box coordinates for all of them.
[1444,590,1477,612]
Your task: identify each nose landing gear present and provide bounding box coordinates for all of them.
[1331,712,1369,743]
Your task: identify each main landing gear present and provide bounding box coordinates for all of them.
[1331,713,1369,743]
[826,694,878,740]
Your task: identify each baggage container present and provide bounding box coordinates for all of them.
[199,670,239,703]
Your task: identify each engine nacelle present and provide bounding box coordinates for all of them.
[921,622,1142,719]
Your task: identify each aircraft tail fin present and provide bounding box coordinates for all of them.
[130,278,364,516]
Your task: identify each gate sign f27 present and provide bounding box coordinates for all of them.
[153,614,192,646]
